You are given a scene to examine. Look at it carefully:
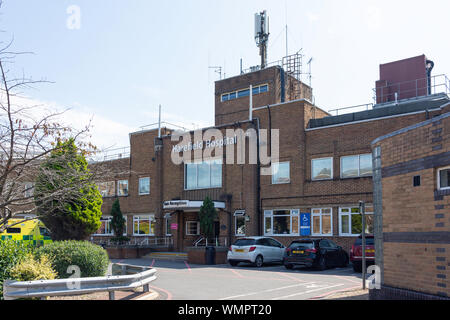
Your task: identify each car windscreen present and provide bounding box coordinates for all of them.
[289,241,315,249]
[233,239,256,246]
[6,228,21,234]
[355,238,375,246]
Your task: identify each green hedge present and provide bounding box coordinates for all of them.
[0,240,33,299]
[35,241,109,279]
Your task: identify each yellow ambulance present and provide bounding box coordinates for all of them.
[0,219,52,247]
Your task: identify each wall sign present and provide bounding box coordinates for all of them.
[300,213,311,236]
[170,223,178,230]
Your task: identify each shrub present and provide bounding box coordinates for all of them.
[35,241,109,279]
[0,240,33,299]
[9,254,57,282]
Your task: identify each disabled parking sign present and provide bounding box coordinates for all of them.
[300,213,311,236]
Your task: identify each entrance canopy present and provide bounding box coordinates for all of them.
[163,200,226,212]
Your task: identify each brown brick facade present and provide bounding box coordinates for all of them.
[372,109,450,299]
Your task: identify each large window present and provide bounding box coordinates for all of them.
[312,158,333,180]
[341,154,373,178]
[186,221,200,236]
[97,181,115,197]
[438,167,450,190]
[264,209,299,236]
[118,180,129,196]
[221,84,269,102]
[139,177,150,195]
[312,208,332,236]
[133,215,155,236]
[95,217,113,235]
[165,218,172,236]
[185,159,222,190]
[272,162,290,184]
[339,207,374,236]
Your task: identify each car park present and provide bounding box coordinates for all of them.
[227,236,285,267]
[350,235,375,272]
[283,239,349,271]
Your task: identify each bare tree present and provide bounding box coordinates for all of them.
[0,43,105,233]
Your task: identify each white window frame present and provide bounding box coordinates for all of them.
[132,215,155,236]
[186,221,200,236]
[184,159,222,190]
[235,216,246,236]
[272,162,290,184]
[438,166,450,191]
[97,181,116,198]
[138,177,151,195]
[339,206,374,236]
[221,83,269,102]
[311,157,333,181]
[263,209,300,236]
[311,208,333,236]
[117,180,129,197]
[94,216,113,236]
[340,154,373,179]
[165,217,173,237]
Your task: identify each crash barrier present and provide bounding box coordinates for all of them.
[3,263,157,300]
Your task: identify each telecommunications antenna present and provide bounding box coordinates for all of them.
[255,10,270,69]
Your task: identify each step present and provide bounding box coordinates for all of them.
[143,252,188,261]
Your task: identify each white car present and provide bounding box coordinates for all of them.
[227,236,286,267]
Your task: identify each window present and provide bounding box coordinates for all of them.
[221,84,269,102]
[438,167,450,190]
[264,209,299,236]
[165,218,172,236]
[312,158,333,180]
[312,208,332,236]
[133,215,155,236]
[339,206,374,236]
[235,216,246,236]
[97,181,115,197]
[272,162,290,184]
[23,182,34,198]
[118,180,128,196]
[341,154,373,178]
[95,217,113,235]
[139,177,150,195]
[186,221,200,236]
[185,159,222,190]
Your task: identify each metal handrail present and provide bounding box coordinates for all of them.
[3,263,157,300]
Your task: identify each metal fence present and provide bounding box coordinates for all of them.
[3,263,157,300]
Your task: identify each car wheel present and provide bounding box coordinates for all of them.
[340,254,349,268]
[254,255,264,268]
[353,262,362,273]
[229,260,238,267]
[284,264,293,270]
[316,256,326,271]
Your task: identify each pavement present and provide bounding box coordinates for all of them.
[111,258,367,300]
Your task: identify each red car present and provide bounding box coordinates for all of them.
[350,235,375,272]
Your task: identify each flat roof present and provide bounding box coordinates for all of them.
[308,93,450,129]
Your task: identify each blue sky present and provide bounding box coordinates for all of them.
[2,0,450,149]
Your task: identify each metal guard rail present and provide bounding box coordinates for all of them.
[3,263,157,300]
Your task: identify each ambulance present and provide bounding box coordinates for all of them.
[0,219,52,247]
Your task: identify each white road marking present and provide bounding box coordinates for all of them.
[272,283,346,300]
[219,282,319,300]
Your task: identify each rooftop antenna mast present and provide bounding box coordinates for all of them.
[255,10,270,69]
[208,66,223,80]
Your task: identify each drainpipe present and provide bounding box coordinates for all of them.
[253,117,262,236]
[426,60,435,95]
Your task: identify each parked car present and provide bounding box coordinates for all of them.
[350,235,375,272]
[283,239,349,271]
[227,236,285,267]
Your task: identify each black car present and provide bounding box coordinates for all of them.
[283,239,349,270]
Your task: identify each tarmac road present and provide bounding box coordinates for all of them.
[112,258,366,300]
